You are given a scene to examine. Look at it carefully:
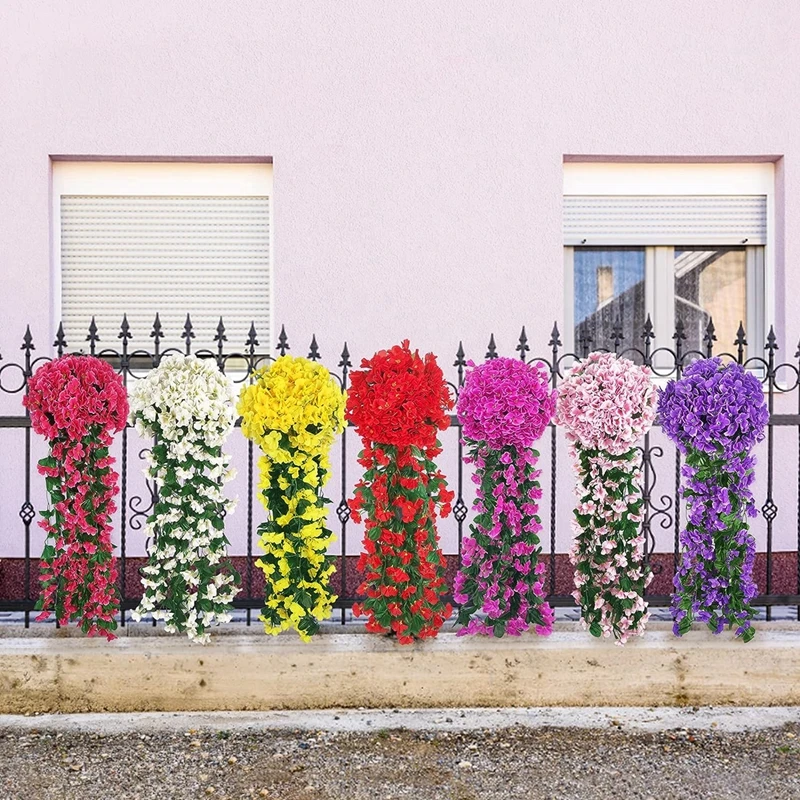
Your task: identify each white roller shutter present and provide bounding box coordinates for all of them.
[53,161,272,352]
[563,195,767,246]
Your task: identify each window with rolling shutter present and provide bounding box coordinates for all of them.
[53,161,273,351]
[562,162,775,358]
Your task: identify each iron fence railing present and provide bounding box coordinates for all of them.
[1,312,800,627]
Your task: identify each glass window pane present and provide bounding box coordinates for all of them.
[674,247,746,354]
[574,247,646,353]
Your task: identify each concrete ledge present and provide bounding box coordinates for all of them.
[3,706,800,734]
[1,623,800,713]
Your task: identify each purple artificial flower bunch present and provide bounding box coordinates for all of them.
[453,357,557,637]
[555,352,657,645]
[658,357,769,641]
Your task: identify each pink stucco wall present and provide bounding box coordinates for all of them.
[2,1,798,360]
[1,2,799,561]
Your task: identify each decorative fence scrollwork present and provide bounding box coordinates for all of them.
[1,312,799,625]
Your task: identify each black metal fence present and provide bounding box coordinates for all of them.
[1,313,800,627]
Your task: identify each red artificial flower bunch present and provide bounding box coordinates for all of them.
[346,341,455,643]
[25,355,128,639]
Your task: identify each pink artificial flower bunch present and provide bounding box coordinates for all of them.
[454,358,556,637]
[25,355,128,639]
[555,352,656,645]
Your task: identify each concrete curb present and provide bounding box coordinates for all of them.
[2,625,800,712]
[2,706,799,734]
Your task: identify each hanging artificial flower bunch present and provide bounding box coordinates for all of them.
[239,355,346,641]
[346,340,454,644]
[129,355,239,643]
[658,358,769,641]
[453,357,556,637]
[555,352,657,644]
[25,355,128,639]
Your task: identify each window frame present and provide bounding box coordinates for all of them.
[50,159,274,352]
[562,161,775,358]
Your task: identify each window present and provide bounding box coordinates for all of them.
[52,160,273,351]
[573,247,645,354]
[563,162,774,357]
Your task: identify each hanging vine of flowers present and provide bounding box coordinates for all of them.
[453,357,556,637]
[129,355,239,643]
[658,358,769,641]
[555,352,656,645]
[25,355,128,639]
[346,341,454,644]
[239,355,346,641]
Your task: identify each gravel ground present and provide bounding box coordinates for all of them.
[1,720,800,800]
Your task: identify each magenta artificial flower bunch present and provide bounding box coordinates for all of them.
[555,352,656,645]
[454,357,557,637]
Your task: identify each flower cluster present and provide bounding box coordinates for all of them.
[25,355,127,639]
[239,355,346,641]
[659,358,769,460]
[347,341,454,643]
[453,358,556,637]
[129,355,239,643]
[346,341,452,449]
[457,358,555,449]
[556,352,657,455]
[555,352,656,644]
[658,358,769,641]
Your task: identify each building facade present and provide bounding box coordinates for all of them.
[1,2,798,587]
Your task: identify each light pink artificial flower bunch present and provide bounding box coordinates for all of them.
[555,352,657,645]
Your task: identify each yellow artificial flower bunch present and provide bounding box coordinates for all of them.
[238,355,346,641]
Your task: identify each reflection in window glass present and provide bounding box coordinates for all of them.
[574,248,646,353]
[674,247,746,355]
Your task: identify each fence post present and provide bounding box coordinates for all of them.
[548,322,561,597]
[763,326,778,620]
[20,326,35,627]
[336,342,352,624]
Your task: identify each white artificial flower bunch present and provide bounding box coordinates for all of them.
[128,355,240,643]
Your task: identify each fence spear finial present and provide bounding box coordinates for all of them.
[182,314,195,355]
[308,334,320,361]
[86,317,99,355]
[150,313,163,348]
[277,324,290,357]
[54,322,67,357]
[766,324,778,353]
[516,326,529,361]
[703,316,716,358]
[454,341,466,386]
[118,314,132,345]
[245,321,259,356]
[612,315,624,353]
[214,317,227,352]
[338,341,351,369]
[734,320,747,364]
[486,333,498,360]
[548,321,562,350]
